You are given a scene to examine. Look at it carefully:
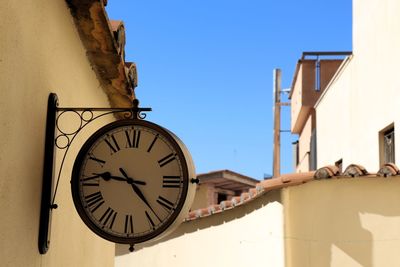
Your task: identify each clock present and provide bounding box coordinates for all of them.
[71,119,196,246]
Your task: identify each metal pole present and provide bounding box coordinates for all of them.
[272,69,281,177]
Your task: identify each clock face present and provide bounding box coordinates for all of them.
[71,119,195,244]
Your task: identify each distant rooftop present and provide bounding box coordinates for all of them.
[197,169,258,192]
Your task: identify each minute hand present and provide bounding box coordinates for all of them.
[119,168,161,221]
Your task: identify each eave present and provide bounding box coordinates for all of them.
[66,0,137,108]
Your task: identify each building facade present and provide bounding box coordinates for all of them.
[191,170,258,210]
[290,0,400,174]
[1,0,136,266]
[315,0,400,171]
[116,0,400,266]
[290,54,348,173]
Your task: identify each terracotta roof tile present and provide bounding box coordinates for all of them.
[378,163,400,177]
[256,172,315,193]
[314,165,340,179]
[66,0,136,111]
[109,20,122,32]
[343,164,368,177]
[231,196,242,206]
[240,192,251,202]
[220,200,234,210]
[209,204,222,214]
[248,188,258,198]
[184,164,400,222]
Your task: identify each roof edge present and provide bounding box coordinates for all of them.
[66,0,137,110]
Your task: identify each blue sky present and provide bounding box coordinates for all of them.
[106,1,352,179]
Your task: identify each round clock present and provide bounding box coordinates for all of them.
[71,119,196,245]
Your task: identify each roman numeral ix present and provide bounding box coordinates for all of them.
[81,174,100,186]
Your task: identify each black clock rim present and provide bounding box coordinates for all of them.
[71,119,191,244]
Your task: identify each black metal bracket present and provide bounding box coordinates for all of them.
[38,93,151,254]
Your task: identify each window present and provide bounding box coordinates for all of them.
[315,60,321,91]
[380,125,395,165]
[217,193,227,203]
[292,140,299,169]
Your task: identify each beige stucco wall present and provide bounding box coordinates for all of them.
[291,63,304,133]
[0,0,115,266]
[315,0,400,169]
[296,115,313,173]
[190,183,210,210]
[115,190,285,267]
[284,177,400,267]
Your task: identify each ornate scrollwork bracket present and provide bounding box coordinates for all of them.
[38,93,151,254]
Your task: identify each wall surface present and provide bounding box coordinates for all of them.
[190,183,210,210]
[284,177,400,267]
[296,115,313,173]
[115,190,285,267]
[316,0,400,169]
[0,0,115,266]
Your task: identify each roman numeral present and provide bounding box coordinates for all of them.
[82,181,99,187]
[88,153,106,167]
[125,129,141,148]
[81,175,100,186]
[124,214,134,235]
[162,176,181,188]
[145,211,155,230]
[84,191,104,212]
[104,134,120,154]
[99,207,117,230]
[158,153,176,167]
[157,196,175,211]
[147,134,159,152]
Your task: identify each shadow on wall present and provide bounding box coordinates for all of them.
[285,178,400,267]
[116,190,282,255]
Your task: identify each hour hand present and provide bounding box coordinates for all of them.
[93,172,126,182]
[93,171,146,185]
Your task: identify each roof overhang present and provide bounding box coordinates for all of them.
[66,0,137,110]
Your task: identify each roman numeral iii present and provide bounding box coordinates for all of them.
[162,176,181,188]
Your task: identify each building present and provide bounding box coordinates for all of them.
[191,170,258,210]
[314,0,400,171]
[116,0,400,266]
[290,0,400,174]
[289,52,350,173]
[3,0,400,266]
[1,0,136,266]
